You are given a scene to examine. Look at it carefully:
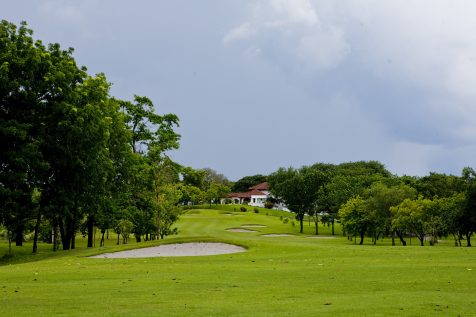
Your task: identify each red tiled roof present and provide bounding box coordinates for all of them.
[227,189,267,198]
[249,182,269,191]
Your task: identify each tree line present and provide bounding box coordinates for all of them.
[0,21,194,254]
[268,161,476,246]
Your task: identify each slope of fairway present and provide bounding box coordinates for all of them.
[1,209,475,316]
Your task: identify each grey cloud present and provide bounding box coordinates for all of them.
[3,0,476,179]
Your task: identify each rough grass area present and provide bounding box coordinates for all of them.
[1,209,475,316]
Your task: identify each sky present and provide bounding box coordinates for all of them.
[3,0,476,180]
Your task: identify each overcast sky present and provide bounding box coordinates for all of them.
[3,0,476,180]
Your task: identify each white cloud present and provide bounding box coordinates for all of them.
[223,0,350,70]
[223,22,255,44]
[296,27,349,70]
[342,1,476,102]
[268,0,319,26]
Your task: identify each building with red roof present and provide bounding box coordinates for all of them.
[226,182,269,207]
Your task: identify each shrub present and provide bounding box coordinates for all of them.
[283,217,289,224]
[254,208,259,213]
[264,201,274,209]
[240,206,247,212]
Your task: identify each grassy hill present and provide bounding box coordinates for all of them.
[1,207,475,316]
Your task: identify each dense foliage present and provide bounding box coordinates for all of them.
[0,21,184,253]
[269,161,476,246]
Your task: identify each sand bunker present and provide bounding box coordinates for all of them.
[262,234,294,237]
[226,228,257,233]
[89,242,245,258]
[241,224,267,228]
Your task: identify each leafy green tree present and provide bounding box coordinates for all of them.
[181,167,207,190]
[338,196,370,244]
[202,168,231,188]
[436,193,466,246]
[269,166,327,233]
[391,197,434,246]
[415,172,465,199]
[119,94,181,242]
[461,167,476,246]
[204,182,230,207]
[364,182,416,245]
[152,159,182,239]
[318,175,366,235]
[114,219,134,244]
[155,183,181,239]
[0,20,88,250]
[178,184,203,205]
[231,174,267,192]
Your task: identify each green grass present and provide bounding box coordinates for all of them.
[1,209,475,316]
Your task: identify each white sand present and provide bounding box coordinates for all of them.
[89,242,245,258]
[226,228,257,233]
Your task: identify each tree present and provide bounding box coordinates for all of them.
[114,219,133,244]
[204,182,230,207]
[461,168,476,246]
[391,197,434,246]
[152,159,183,240]
[119,94,181,243]
[178,184,203,206]
[318,175,366,235]
[155,183,181,239]
[202,168,231,188]
[436,193,466,246]
[269,166,327,233]
[338,196,370,244]
[181,167,207,190]
[1,20,183,253]
[231,174,267,192]
[0,20,88,251]
[415,172,465,199]
[364,182,416,245]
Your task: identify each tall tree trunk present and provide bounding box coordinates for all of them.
[359,233,364,245]
[7,230,12,255]
[70,207,77,249]
[53,219,59,252]
[299,214,304,233]
[418,235,424,246]
[117,233,120,245]
[87,215,94,248]
[396,231,406,246]
[452,233,459,246]
[32,208,42,253]
[391,232,396,246]
[59,219,70,250]
[15,224,23,246]
[157,208,162,239]
[314,214,319,235]
[466,233,472,247]
[100,229,105,247]
[331,219,335,235]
